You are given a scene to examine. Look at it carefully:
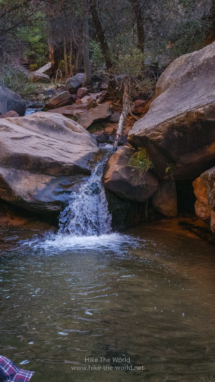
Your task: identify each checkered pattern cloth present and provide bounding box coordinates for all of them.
[0,356,34,382]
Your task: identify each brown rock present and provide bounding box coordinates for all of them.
[45,91,72,109]
[103,146,159,202]
[211,210,215,232]
[77,102,112,129]
[77,87,89,99]
[193,177,211,220]
[129,42,215,180]
[0,112,99,214]
[28,72,50,83]
[105,126,116,135]
[76,99,83,105]
[0,111,19,118]
[48,104,88,118]
[131,100,147,115]
[152,180,178,218]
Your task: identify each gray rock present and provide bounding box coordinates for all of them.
[66,73,85,94]
[128,41,215,180]
[110,112,120,123]
[0,112,99,214]
[78,102,112,129]
[0,86,26,116]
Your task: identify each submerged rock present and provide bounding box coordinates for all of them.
[0,112,99,215]
[0,86,26,116]
[103,146,159,202]
[129,42,215,180]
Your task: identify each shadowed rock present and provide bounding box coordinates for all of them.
[103,146,159,202]
[129,42,215,180]
[0,86,26,116]
[78,102,112,129]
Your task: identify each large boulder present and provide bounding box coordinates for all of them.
[0,86,26,116]
[66,73,85,94]
[28,72,50,83]
[193,167,215,232]
[45,91,72,109]
[103,146,159,202]
[0,112,99,214]
[128,42,215,180]
[77,102,112,129]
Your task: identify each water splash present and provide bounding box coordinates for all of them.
[59,156,112,237]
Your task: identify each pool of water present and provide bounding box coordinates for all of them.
[0,227,215,382]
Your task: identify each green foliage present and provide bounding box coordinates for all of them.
[90,41,105,68]
[129,148,153,172]
[112,48,144,77]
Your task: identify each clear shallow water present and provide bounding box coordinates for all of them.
[1,228,215,382]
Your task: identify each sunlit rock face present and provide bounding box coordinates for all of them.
[0,112,99,215]
[128,42,215,180]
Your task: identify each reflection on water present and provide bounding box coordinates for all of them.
[1,227,215,382]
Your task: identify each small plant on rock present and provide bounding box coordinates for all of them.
[129,148,153,172]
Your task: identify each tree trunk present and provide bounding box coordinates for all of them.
[129,0,144,52]
[69,40,73,76]
[205,0,215,44]
[63,37,69,77]
[83,8,92,86]
[113,80,130,152]
[89,0,112,70]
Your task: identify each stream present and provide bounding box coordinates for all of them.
[1,130,215,381]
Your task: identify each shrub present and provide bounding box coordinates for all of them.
[129,148,153,172]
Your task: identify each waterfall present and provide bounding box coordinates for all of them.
[58,156,112,237]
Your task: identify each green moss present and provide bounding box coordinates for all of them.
[87,122,107,134]
[129,148,153,171]
[165,163,175,174]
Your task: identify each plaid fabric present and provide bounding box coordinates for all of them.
[0,356,34,382]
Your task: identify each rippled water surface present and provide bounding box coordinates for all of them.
[1,228,215,382]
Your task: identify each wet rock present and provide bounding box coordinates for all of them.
[152,179,178,217]
[28,72,50,83]
[45,91,72,109]
[77,102,112,129]
[110,112,120,123]
[129,42,215,180]
[77,87,90,99]
[103,146,159,202]
[94,131,109,144]
[0,112,99,215]
[0,111,19,118]
[66,73,85,94]
[0,86,26,116]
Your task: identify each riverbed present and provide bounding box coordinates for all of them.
[1,227,215,382]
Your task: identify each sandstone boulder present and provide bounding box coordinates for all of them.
[77,102,112,129]
[77,87,90,98]
[193,168,215,232]
[28,72,50,83]
[129,42,215,180]
[103,146,159,202]
[0,111,19,118]
[45,91,72,109]
[66,73,85,93]
[0,112,99,214]
[152,180,178,218]
[0,86,26,116]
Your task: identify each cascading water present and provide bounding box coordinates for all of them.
[58,156,112,237]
